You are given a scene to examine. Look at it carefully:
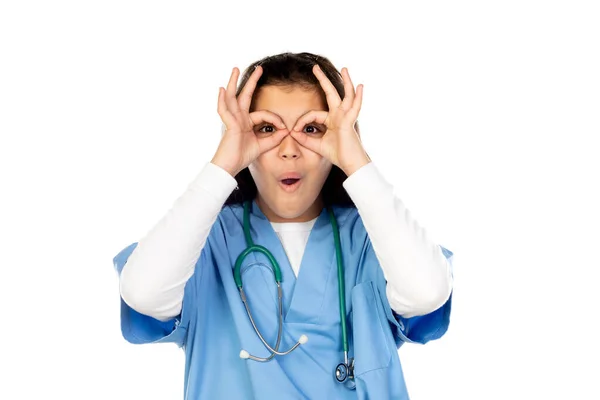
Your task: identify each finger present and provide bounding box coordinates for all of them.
[217,87,237,129]
[257,129,290,154]
[248,110,287,131]
[225,67,241,115]
[289,129,323,155]
[312,64,341,109]
[238,65,263,112]
[348,84,363,121]
[340,68,355,111]
[291,110,329,132]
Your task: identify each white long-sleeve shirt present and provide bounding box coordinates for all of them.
[119,162,452,322]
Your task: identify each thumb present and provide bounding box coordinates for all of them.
[290,130,323,155]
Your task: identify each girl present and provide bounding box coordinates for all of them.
[113,52,454,399]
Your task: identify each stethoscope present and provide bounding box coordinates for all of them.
[234,200,355,384]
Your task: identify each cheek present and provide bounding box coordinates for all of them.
[314,154,332,173]
[306,154,332,182]
[320,166,333,184]
[249,156,272,185]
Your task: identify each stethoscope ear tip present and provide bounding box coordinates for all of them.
[239,350,250,359]
[299,334,308,344]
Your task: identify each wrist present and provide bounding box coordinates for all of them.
[210,156,240,177]
[341,153,371,176]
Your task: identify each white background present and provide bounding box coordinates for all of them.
[1,1,599,399]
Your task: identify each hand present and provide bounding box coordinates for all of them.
[289,65,370,176]
[212,66,289,177]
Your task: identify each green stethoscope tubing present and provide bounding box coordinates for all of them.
[233,200,353,382]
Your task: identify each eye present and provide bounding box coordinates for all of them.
[255,124,276,135]
[302,124,324,136]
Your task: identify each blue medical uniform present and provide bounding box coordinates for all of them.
[113,199,453,399]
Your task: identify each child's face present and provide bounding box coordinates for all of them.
[249,85,333,222]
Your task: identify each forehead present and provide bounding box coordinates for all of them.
[251,85,327,115]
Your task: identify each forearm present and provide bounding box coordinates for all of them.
[119,162,237,321]
[343,162,453,317]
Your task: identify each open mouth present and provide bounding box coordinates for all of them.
[281,178,300,186]
[279,178,302,192]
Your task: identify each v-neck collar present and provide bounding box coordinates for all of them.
[248,198,337,324]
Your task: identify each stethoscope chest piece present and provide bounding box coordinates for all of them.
[335,358,354,383]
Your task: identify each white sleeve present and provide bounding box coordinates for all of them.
[119,162,238,322]
[342,162,453,318]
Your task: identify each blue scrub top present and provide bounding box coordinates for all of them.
[113,199,453,399]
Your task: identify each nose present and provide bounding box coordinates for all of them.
[278,133,301,160]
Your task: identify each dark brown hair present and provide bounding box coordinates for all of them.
[223,52,360,208]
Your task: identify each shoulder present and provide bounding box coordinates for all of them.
[210,203,244,237]
[328,205,372,252]
[331,204,363,234]
[219,202,243,221]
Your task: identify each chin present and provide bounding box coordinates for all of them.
[261,195,316,221]
[274,200,309,218]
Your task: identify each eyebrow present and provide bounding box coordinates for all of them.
[256,109,325,124]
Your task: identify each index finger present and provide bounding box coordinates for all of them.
[238,65,263,112]
[313,64,341,109]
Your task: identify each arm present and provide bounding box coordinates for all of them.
[118,162,237,322]
[343,162,453,318]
